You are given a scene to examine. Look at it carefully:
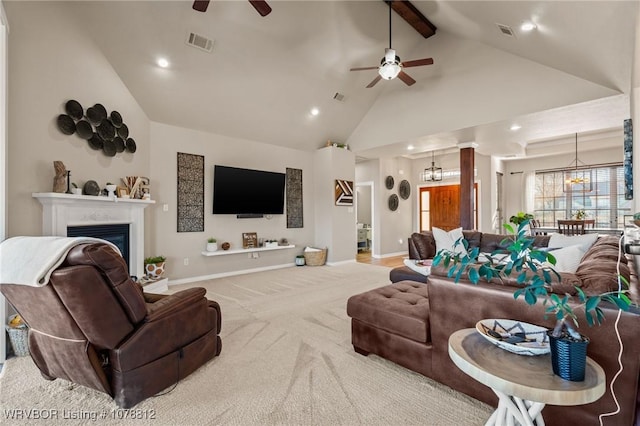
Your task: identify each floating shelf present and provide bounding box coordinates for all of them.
[201,244,296,257]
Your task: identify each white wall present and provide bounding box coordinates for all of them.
[314,146,356,263]
[5,1,150,238]
[377,157,413,256]
[150,122,316,280]
[0,0,8,363]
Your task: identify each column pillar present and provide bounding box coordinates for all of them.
[458,142,477,230]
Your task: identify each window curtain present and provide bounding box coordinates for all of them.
[523,171,535,214]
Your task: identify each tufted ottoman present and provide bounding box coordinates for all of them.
[346,281,432,376]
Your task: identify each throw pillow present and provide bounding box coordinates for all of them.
[548,233,598,252]
[403,259,432,276]
[432,227,465,255]
[545,244,585,273]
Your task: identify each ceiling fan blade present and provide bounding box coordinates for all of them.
[350,66,379,72]
[402,58,434,68]
[192,0,210,12]
[366,75,382,88]
[249,0,272,16]
[397,71,416,86]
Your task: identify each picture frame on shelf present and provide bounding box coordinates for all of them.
[242,232,258,249]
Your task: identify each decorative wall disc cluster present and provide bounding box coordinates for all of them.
[57,100,137,157]
[385,175,411,211]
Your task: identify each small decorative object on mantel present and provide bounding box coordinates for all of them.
[206,238,218,252]
[83,180,100,196]
[52,161,67,193]
[105,183,117,198]
[221,242,231,251]
[265,240,279,248]
[122,176,149,199]
[56,100,137,158]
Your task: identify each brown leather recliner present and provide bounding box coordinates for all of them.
[1,242,222,408]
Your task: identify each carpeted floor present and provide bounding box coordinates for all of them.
[0,263,492,425]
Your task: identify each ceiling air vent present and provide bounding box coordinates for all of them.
[186,32,214,53]
[496,23,515,38]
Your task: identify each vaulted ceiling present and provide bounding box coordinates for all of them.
[6,1,638,159]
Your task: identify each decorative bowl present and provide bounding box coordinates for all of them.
[476,319,550,356]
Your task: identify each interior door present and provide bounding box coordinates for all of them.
[430,185,460,231]
[420,184,478,231]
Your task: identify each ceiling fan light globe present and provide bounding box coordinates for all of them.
[379,63,401,80]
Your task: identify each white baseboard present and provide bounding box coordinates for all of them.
[326,259,357,266]
[371,251,407,259]
[168,262,296,286]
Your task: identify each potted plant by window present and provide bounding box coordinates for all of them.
[574,209,587,220]
[144,255,166,278]
[206,238,218,252]
[433,220,632,381]
[509,212,534,226]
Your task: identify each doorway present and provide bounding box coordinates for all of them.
[355,182,374,255]
[419,184,478,231]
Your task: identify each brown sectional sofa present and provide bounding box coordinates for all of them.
[347,230,640,426]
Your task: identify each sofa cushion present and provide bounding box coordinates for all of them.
[389,266,428,284]
[433,227,465,255]
[548,233,598,252]
[576,236,630,295]
[346,282,430,343]
[411,232,436,259]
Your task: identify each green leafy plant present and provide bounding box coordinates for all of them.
[509,212,534,226]
[574,209,586,219]
[433,220,632,339]
[144,255,166,265]
[207,237,217,243]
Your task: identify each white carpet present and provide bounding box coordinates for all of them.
[0,263,491,425]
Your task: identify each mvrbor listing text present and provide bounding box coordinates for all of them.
[3,408,157,421]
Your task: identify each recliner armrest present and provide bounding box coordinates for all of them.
[145,287,207,322]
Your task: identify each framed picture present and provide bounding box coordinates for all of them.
[335,179,354,206]
[242,232,258,249]
[117,187,129,198]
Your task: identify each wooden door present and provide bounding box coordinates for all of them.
[420,184,478,231]
[430,185,460,231]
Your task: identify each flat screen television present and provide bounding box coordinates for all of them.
[212,165,286,215]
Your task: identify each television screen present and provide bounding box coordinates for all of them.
[212,165,286,215]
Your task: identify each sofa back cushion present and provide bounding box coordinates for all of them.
[576,236,630,295]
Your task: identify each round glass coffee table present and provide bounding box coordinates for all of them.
[448,328,605,426]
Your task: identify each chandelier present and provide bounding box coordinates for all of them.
[421,151,442,182]
[563,133,592,193]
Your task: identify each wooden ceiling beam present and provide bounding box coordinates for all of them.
[387,0,437,39]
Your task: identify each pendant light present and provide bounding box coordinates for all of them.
[422,151,443,182]
[563,133,592,193]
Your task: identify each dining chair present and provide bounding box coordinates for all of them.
[529,219,546,236]
[557,219,585,235]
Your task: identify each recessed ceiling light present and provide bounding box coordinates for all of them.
[407,145,414,150]
[157,58,169,68]
[310,107,320,116]
[521,22,537,32]
[510,124,522,131]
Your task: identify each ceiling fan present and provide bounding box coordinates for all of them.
[193,0,272,17]
[350,1,433,88]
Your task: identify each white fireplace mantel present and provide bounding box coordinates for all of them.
[33,192,155,278]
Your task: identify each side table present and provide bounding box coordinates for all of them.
[448,328,605,426]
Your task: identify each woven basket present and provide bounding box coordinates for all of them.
[304,248,327,266]
[6,315,29,357]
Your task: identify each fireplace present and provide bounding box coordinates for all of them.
[33,193,154,278]
[67,224,131,272]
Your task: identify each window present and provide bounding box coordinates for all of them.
[534,164,630,228]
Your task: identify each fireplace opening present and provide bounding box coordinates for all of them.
[67,224,130,272]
